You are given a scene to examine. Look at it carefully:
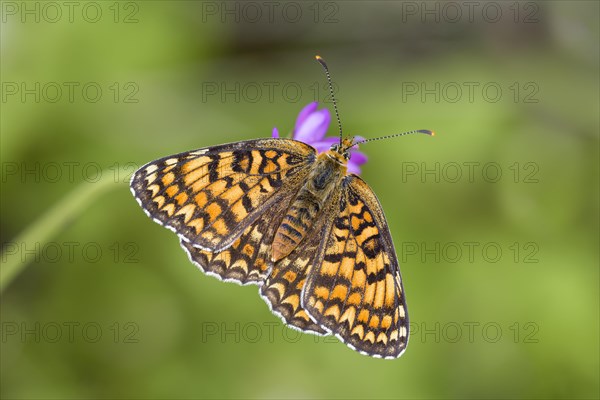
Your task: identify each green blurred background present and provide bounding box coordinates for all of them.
[1,1,598,399]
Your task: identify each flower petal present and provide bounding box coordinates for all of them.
[312,137,339,154]
[349,150,368,165]
[279,103,369,176]
[295,102,318,128]
[294,109,331,143]
[319,137,339,145]
[347,162,362,175]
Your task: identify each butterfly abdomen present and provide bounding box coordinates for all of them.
[271,152,345,262]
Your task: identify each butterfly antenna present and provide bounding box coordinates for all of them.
[315,55,343,145]
[345,129,435,150]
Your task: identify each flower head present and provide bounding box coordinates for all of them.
[272,102,367,174]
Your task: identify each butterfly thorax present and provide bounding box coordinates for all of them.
[271,150,347,262]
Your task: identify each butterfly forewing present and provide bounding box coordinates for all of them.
[130,139,316,252]
[302,175,409,359]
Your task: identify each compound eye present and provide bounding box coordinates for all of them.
[344,152,350,160]
[330,144,339,151]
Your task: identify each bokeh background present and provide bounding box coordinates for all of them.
[1,1,598,399]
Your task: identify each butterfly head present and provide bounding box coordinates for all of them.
[328,138,354,164]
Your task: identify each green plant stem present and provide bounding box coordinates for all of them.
[0,169,129,293]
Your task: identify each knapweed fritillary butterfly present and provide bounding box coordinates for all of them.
[130,56,434,358]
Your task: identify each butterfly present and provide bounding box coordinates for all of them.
[130,56,433,359]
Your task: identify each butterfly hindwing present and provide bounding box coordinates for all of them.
[260,249,329,335]
[180,218,271,286]
[302,175,409,359]
[258,191,343,336]
[179,183,302,285]
[130,139,316,252]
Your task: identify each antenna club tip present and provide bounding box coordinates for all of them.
[315,55,327,68]
[431,131,435,136]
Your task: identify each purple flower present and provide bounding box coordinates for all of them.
[272,102,367,175]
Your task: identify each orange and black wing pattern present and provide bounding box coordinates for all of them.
[130,139,316,252]
[302,175,409,358]
[258,185,345,335]
[260,249,329,335]
[179,187,298,286]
